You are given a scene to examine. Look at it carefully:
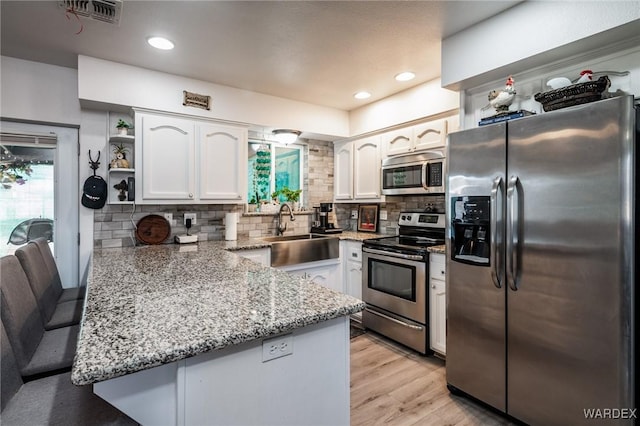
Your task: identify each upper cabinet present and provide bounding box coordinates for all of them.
[198,123,247,202]
[139,113,196,201]
[334,135,384,203]
[381,115,458,157]
[135,110,247,204]
[334,140,354,200]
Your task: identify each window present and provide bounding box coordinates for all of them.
[248,141,303,204]
[0,137,55,256]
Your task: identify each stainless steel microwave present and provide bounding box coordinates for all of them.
[381,150,446,195]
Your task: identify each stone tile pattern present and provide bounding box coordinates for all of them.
[72,240,365,386]
[333,195,446,234]
[93,139,333,248]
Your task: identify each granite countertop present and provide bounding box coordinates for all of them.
[71,241,365,386]
[428,244,446,254]
[219,231,388,252]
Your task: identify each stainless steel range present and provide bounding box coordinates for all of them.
[362,209,445,354]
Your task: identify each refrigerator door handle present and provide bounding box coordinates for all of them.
[506,175,520,291]
[490,176,504,288]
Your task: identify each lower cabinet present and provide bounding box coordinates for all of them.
[279,259,342,293]
[429,253,446,356]
[342,241,362,300]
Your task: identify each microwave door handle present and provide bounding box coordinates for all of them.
[490,176,504,289]
[422,162,428,189]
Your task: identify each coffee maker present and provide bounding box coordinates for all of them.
[311,202,342,234]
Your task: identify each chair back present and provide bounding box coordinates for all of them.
[1,320,23,411]
[15,243,62,322]
[31,238,63,292]
[0,255,44,373]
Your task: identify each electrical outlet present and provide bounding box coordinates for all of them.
[380,210,387,220]
[184,213,197,226]
[163,213,173,222]
[262,334,293,362]
[351,210,358,219]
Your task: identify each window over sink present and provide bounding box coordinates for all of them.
[248,141,303,206]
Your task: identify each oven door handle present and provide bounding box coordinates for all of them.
[362,247,424,261]
[365,308,424,331]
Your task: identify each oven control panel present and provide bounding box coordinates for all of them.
[398,212,445,228]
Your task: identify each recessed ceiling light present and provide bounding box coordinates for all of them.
[395,72,415,82]
[147,36,174,50]
[354,91,371,100]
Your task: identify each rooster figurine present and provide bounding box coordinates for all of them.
[575,69,593,84]
[484,76,516,113]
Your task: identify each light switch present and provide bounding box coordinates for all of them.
[380,210,387,220]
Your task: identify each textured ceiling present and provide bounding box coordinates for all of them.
[1,1,520,111]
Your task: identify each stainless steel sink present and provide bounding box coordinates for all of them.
[261,233,339,267]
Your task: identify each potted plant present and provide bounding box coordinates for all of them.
[110,143,130,169]
[248,196,257,212]
[281,187,302,210]
[116,119,131,136]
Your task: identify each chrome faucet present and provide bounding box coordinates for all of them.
[276,203,295,235]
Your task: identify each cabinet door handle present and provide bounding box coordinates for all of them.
[189,193,194,198]
[432,285,436,289]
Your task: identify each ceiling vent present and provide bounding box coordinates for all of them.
[58,0,123,25]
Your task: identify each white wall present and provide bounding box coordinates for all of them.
[0,56,81,125]
[78,56,350,139]
[442,2,640,90]
[348,78,459,136]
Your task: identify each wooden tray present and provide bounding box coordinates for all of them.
[136,214,171,244]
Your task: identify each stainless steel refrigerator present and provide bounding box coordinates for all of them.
[446,95,636,425]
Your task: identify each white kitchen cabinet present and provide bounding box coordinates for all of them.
[342,241,362,300]
[381,116,451,157]
[429,252,446,356]
[236,248,270,266]
[333,136,384,203]
[412,118,447,152]
[280,259,342,293]
[138,113,196,202]
[135,110,247,204]
[342,240,363,321]
[353,136,382,200]
[380,128,413,157]
[333,140,353,200]
[198,122,247,202]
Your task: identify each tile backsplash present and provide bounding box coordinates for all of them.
[94,204,313,248]
[333,195,445,235]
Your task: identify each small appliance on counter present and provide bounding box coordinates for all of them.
[310,202,342,234]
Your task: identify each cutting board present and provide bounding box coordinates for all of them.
[136,214,171,244]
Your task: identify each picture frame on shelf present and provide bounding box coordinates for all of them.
[357,204,379,232]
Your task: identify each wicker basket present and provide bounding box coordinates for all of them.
[534,76,610,112]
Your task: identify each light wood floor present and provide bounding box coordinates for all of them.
[350,331,514,426]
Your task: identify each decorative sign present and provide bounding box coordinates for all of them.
[183,90,211,110]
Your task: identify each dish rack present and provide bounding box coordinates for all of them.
[534,76,611,112]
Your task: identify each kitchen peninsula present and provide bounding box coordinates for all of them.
[71,241,365,426]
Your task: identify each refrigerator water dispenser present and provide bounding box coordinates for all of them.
[451,196,491,265]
